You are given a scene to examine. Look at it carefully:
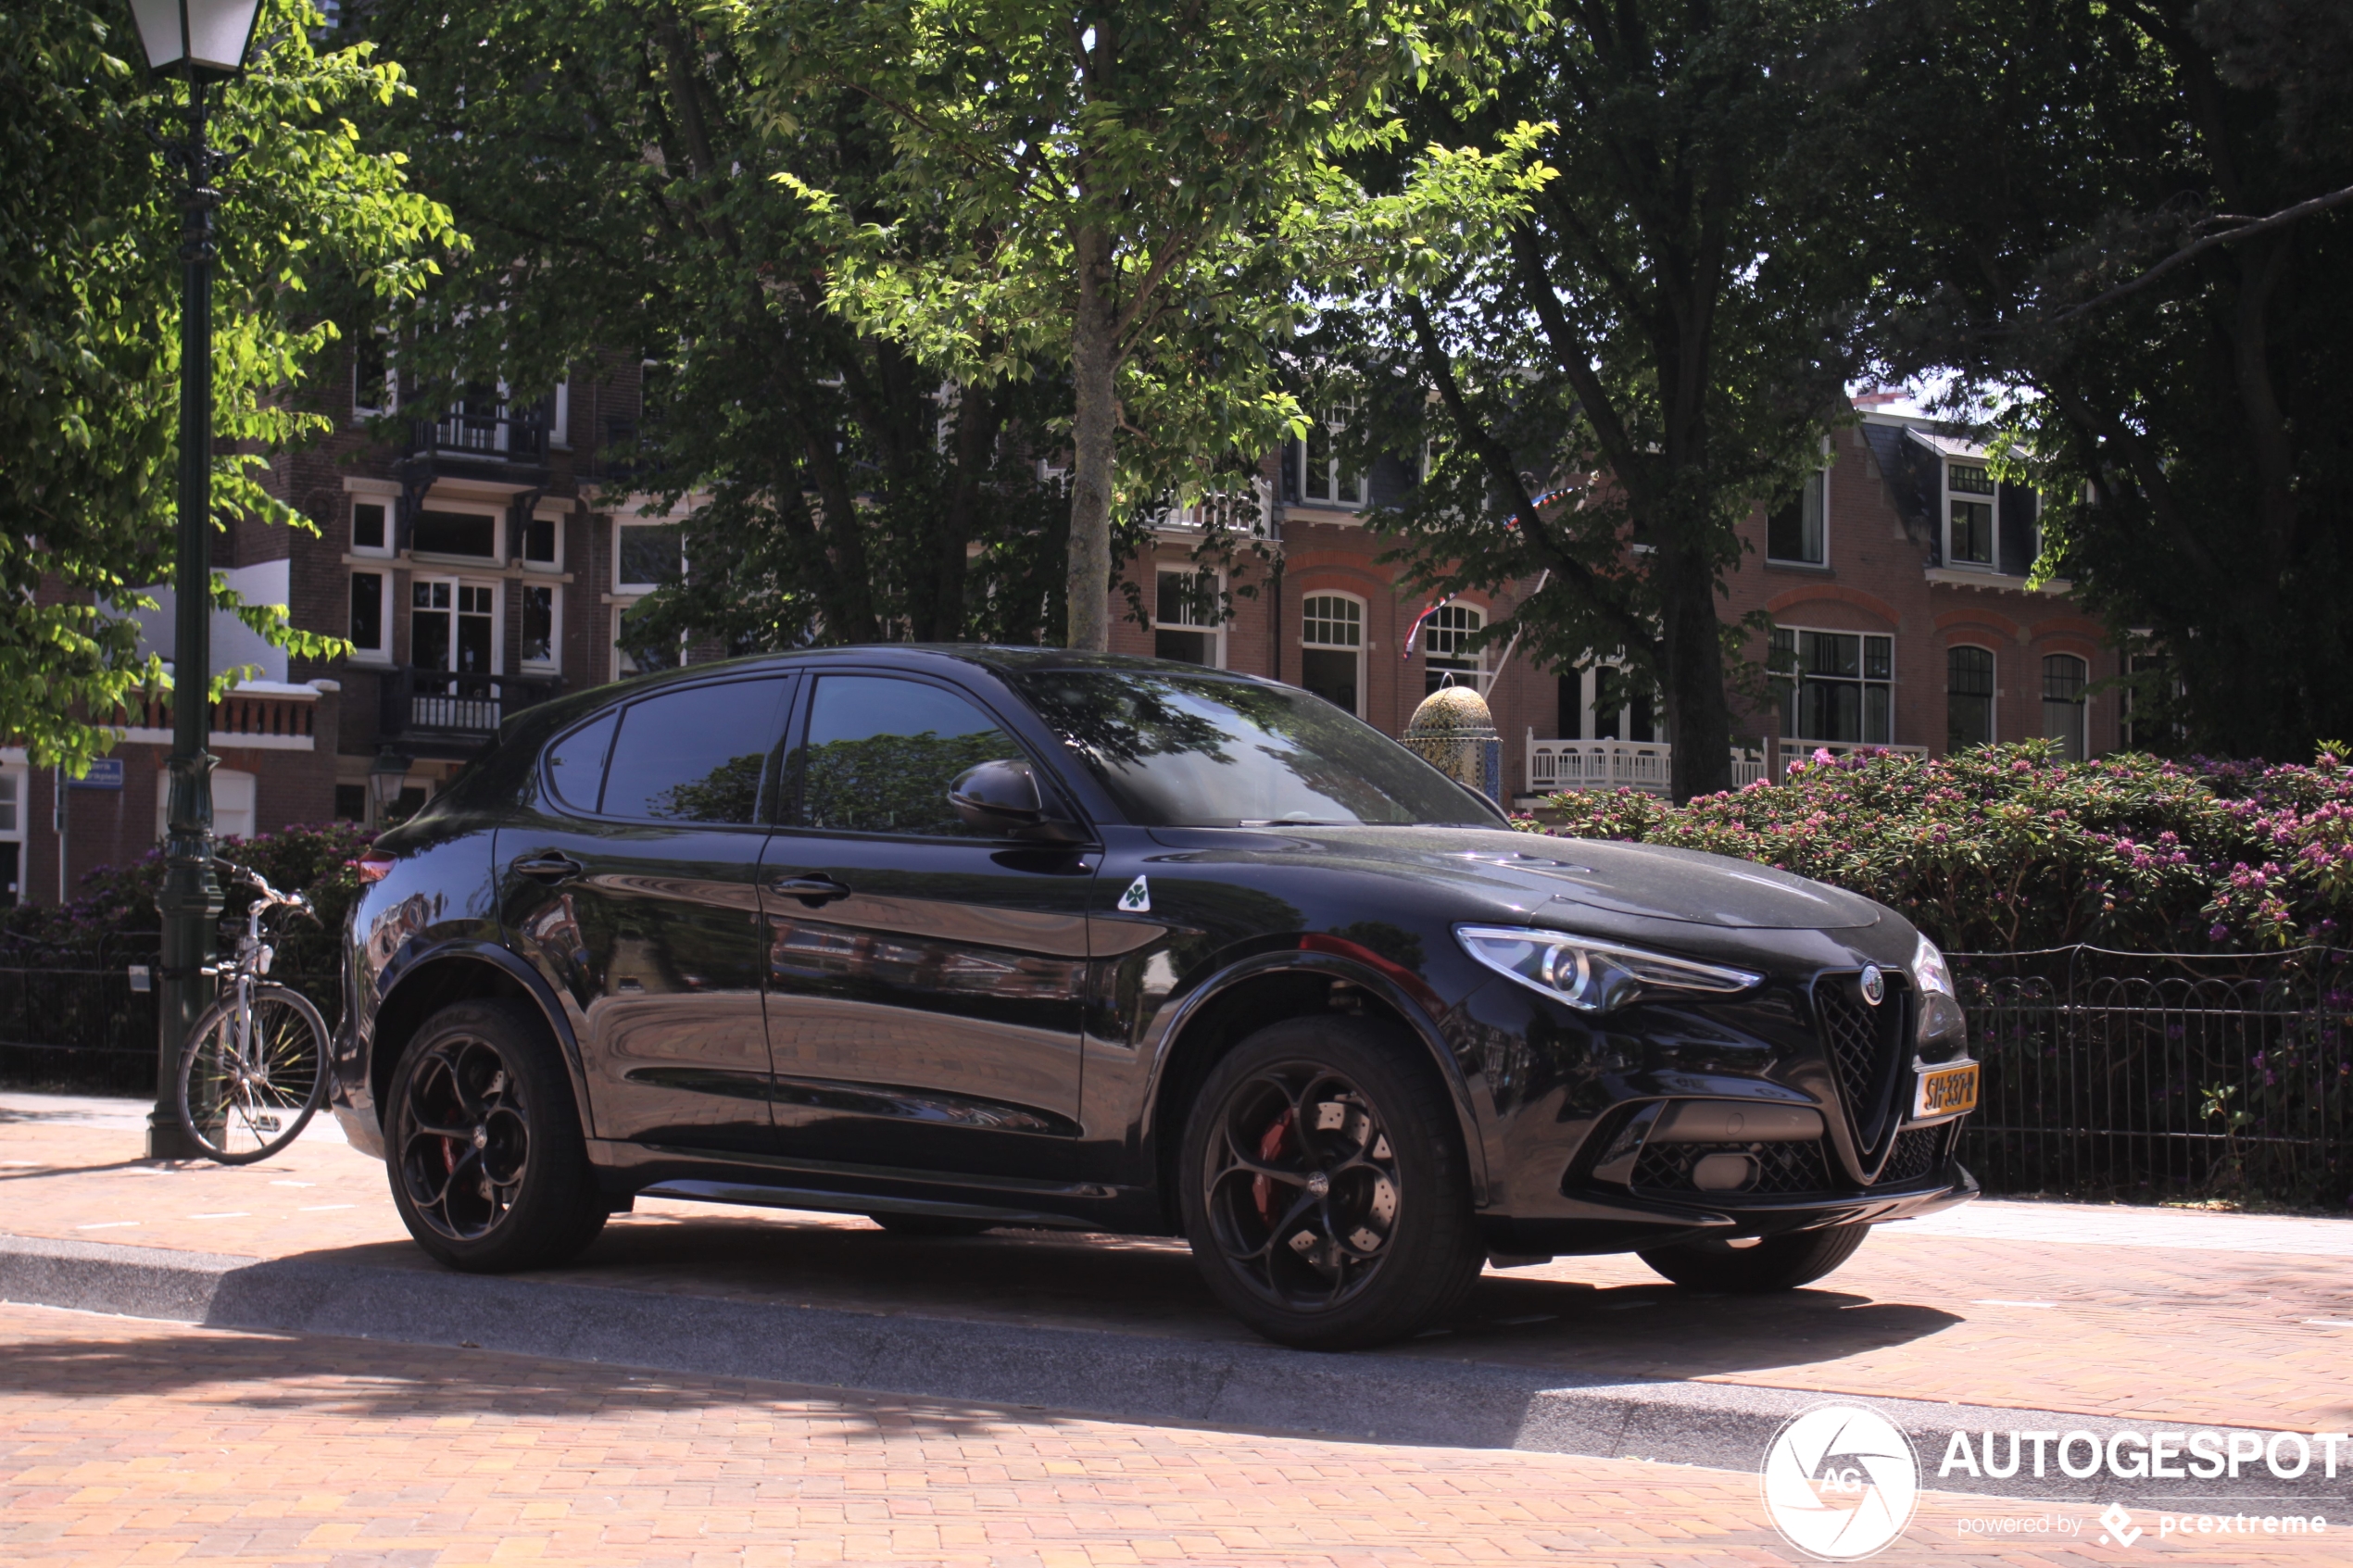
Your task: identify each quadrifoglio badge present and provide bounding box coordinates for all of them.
[1760,1404,1921,1561]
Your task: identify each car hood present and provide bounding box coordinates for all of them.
[1146,825,1882,931]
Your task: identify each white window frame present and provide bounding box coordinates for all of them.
[2042,652,2089,761]
[349,495,394,560]
[1290,405,1369,510]
[352,331,396,420]
[1153,565,1226,669]
[615,517,686,594]
[1944,458,1998,571]
[1771,623,1895,744]
[1298,591,1366,715]
[158,766,255,844]
[409,499,504,566]
[346,568,394,666]
[522,503,566,572]
[1945,643,1996,750]
[409,574,504,677]
[0,758,26,907]
[1421,602,1486,694]
[1768,449,1830,565]
[548,378,571,450]
[519,583,561,674]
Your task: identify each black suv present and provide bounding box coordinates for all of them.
[334,647,1977,1348]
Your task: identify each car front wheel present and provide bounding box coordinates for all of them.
[1179,1016,1484,1350]
[1637,1222,1871,1292]
[386,998,608,1273]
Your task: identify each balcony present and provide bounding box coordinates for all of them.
[378,667,560,758]
[399,392,552,489]
[1524,732,1928,797]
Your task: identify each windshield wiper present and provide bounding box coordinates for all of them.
[1239,818,1350,827]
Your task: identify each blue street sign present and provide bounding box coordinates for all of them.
[72,759,125,790]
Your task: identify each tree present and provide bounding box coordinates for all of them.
[1316,0,1866,800]
[1,0,448,770]
[1856,0,2353,759]
[755,0,1475,651]
[362,0,1074,656]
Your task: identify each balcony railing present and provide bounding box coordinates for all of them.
[378,667,560,754]
[1524,731,1930,797]
[405,395,550,467]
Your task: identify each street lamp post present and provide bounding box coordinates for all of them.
[131,0,265,1160]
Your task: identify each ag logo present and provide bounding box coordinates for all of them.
[1759,1403,1919,1561]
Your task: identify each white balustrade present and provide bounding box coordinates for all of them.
[1523,730,1923,797]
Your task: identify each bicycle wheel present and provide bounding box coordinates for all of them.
[177,983,331,1164]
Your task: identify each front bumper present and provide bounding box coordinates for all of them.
[1483,1159,1979,1256]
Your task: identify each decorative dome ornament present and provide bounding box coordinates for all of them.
[1404,682,1504,805]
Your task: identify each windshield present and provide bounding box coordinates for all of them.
[1010,669,1504,828]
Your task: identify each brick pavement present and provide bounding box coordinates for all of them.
[0,1302,2336,1568]
[5,1101,2353,1434]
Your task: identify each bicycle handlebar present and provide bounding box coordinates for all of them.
[213,859,313,919]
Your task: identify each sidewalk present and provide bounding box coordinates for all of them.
[6,1093,2352,1437]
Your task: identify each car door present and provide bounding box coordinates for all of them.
[761,671,1096,1178]
[499,672,796,1152]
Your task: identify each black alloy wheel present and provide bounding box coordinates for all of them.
[1180,1016,1483,1350]
[386,999,607,1273]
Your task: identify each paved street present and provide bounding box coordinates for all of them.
[1,1302,2338,1568]
[6,1094,2353,1564]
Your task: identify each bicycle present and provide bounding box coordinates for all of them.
[174,861,331,1163]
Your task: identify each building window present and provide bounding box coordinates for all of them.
[1592,665,1657,743]
[0,763,23,908]
[350,499,391,558]
[521,584,560,671]
[158,767,255,843]
[2043,653,2087,761]
[353,332,393,419]
[1298,593,1363,714]
[1945,646,1994,752]
[412,579,497,678]
[1422,603,1484,695]
[1946,461,1996,567]
[522,509,560,569]
[616,521,684,592]
[1773,626,1893,743]
[1154,568,1222,665]
[348,571,389,662]
[412,508,499,561]
[1768,469,1827,565]
[1288,406,1367,508]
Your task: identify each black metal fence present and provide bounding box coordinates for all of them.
[6,938,2350,1207]
[0,931,337,1097]
[1953,947,2353,1208]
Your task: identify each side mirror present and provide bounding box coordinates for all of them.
[949,760,1088,844]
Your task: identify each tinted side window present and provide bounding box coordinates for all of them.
[602,677,793,824]
[545,710,617,814]
[799,676,1024,837]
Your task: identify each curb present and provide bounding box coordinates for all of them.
[4,1232,2343,1507]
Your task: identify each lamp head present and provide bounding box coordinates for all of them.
[131,0,265,83]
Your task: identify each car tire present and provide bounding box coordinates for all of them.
[385,998,607,1273]
[1178,1015,1484,1350]
[1637,1222,1871,1292]
[869,1213,995,1237]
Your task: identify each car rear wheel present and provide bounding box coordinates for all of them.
[386,998,607,1273]
[1178,1016,1484,1350]
[1637,1221,1870,1292]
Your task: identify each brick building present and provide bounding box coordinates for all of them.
[4,372,2126,907]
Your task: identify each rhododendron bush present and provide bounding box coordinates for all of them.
[1521,744,2353,954]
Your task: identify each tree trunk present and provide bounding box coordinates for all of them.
[1065,222,1116,652]
[1658,543,1734,802]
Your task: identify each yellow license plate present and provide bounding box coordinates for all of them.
[1914,1062,1980,1119]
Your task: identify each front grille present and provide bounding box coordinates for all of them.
[1815,973,1909,1146]
[1631,1138,1835,1198]
[1876,1123,1952,1186]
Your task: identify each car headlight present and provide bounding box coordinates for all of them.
[1455,925,1763,1012]
[1911,932,1956,998]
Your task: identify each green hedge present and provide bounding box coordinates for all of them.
[1521,743,2353,953]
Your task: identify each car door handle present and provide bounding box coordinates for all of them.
[510,852,584,884]
[770,873,850,905]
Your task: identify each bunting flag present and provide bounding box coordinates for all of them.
[1403,594,1456,659]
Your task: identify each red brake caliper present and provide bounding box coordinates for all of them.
[1252,1107,1296,1225]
